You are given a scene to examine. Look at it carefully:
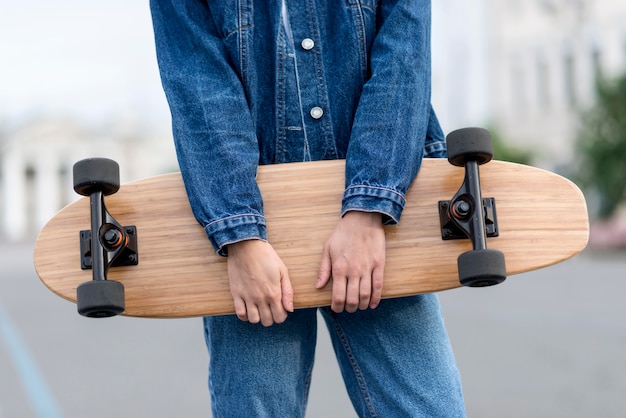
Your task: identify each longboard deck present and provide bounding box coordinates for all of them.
[34,159,589,318]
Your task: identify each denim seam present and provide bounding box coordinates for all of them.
[424,140,446,157]
[301,358,315,415]
[304,0,338,160]
[292,39,311,162]
[276,28,287,163]
[204,213,265,230]
[344,185,406,205]
[238,1,245,84]
[204,213,267,255]
[328,313,378,418]
[349,2,368,81]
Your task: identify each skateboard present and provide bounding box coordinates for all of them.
[33,128,589,318]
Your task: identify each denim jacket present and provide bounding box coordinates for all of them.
[150,0,446,255]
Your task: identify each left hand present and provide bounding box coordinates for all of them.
[316,211,386,313]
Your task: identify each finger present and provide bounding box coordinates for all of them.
[234,298,248,322]
[331,275,347,313]
[258,304,275,327]
[246,304,261,325]
[270,300,288,325]
[269,271,290,325]
[359,274,372,311]
[370,266,384,309]
[345,275,361,313]
[270,304,288,324]
[316,245,332,289]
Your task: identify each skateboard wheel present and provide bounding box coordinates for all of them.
[77,280,125,318]
[457,249,506,287]
[446,127,494,167]
[73,158,120,196]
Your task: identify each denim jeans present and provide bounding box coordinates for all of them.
[152,2,466,415]
[205,294,466,417]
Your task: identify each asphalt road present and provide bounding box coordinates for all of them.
[2,241,625,417]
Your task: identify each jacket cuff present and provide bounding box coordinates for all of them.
[204,214,268,256]
[341,186,406,225]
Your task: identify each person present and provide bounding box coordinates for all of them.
[150,1,466,416]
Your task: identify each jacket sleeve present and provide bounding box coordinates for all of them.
[150,0,265,256]
[342,0,437,224]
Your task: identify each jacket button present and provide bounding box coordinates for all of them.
[301,38,315,51]
[310,106,324,119]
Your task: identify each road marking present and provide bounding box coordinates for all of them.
[0,305,64,418]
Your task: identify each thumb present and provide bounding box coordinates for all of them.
[316,245,332,289]
[281,270,294,312]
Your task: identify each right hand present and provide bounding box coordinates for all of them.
[316,211,385,313]
[226,239,294,327]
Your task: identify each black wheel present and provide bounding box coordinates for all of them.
[446,127,494,167]
[457,249,506,287]
[73,158,120,196]
[77,280,125,318]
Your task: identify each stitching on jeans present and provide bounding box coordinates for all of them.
[328,312,378,418]
[301,360,314,414]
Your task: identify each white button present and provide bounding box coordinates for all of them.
[301,38,315,51]
[310,106,324,119]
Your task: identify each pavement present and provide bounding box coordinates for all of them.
[2,240,625,417]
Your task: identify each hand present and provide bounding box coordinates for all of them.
[316,211,385,313]
[227,239,294,326]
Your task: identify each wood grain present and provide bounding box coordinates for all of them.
[33,159,589,318]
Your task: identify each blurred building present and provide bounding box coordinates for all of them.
[2,0,626,241]
[433,0,492,131]
[433,0,626,168]
[0,117,177,241]
[489,0,626,167]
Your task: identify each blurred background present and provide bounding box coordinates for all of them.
[1,1,625,417]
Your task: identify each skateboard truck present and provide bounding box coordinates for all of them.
[439,198,498,240]
[73,158,137,318]
[440,128,507,287]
